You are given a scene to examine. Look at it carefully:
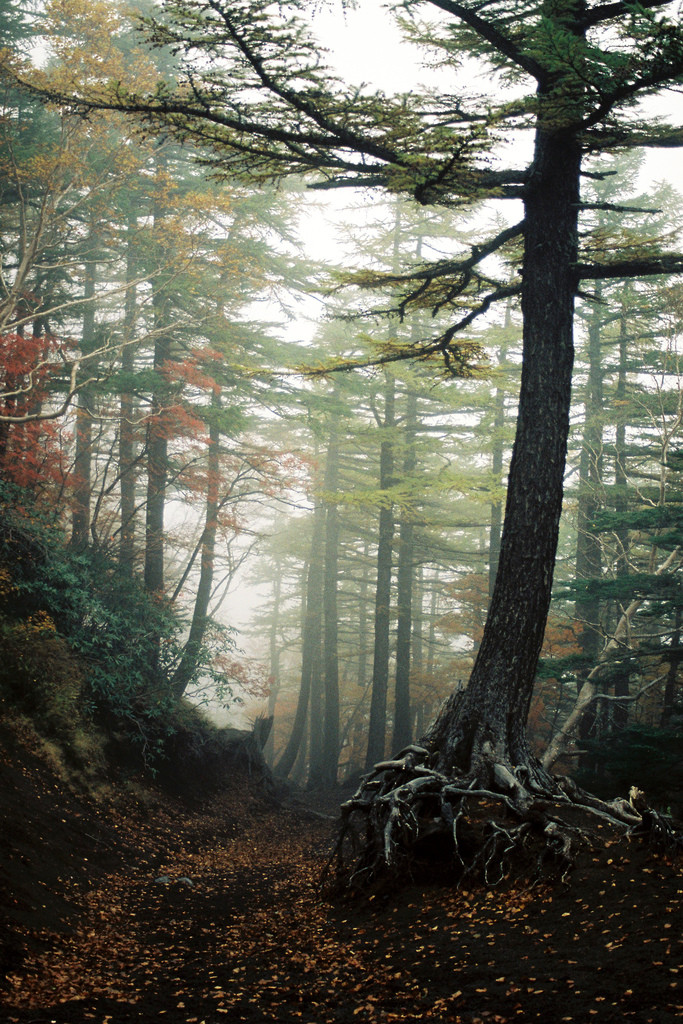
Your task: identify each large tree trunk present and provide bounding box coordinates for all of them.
[427,109,582,783]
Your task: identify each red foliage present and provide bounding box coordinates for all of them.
[212,651,272,700]
[0,331,70,491]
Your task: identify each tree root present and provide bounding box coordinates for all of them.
[324,746,683,894]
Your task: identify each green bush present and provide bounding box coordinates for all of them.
[0,481,187,753]
[0,612,83,735]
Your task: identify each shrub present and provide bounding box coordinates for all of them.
[0,480,185,753]
[0,612,83,735]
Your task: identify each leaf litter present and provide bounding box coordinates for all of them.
[1,727,682,1024]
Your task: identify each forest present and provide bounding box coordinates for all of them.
[1,0,683,1020]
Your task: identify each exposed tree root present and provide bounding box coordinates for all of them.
[325,745,683,895]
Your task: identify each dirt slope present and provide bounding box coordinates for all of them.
[1,717,682,1024]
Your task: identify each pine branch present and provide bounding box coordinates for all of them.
[424,0,545,80]
[576,255,683,280]
[578,0,675,30]
[579,202,662,215]
[585,125,683,153]
[361,221,524,290]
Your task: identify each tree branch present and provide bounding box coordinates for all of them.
[578,0,675,30]
[424,0,545,80]
[576,255,683,280]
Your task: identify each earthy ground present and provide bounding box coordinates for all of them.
[1,717,682,1024]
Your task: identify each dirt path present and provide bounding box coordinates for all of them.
[2,764,683,1024]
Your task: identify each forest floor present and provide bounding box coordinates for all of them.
[1,717,682,1024]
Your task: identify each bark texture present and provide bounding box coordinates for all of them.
[428,113,581,782]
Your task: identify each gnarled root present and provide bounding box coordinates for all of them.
[325,746,683,894]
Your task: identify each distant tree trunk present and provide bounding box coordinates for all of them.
[291,718,309,788]
[307,636,324,786]
[393,387,417,752]
[662,607,682,727]
[575,285,605,771]
[365,372,395,768]
[119,213,138,574]
[144,155,176,607]
[608,307,632,727]
[71,245,97,549]
[144,309,171,598]
[321,409,341,787]
[263,562,283,766]
[489,340,509,599]
[171,395,221,698]
[613,309,630,576]
[276,503,325,778]
[412,565,426,737]
[356,539,370,689]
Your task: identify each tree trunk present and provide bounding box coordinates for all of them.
[427,91,582,783]
[307,636,324,786]
[356,538,370,690]
[393,387,417,752]
[412,564,426,737]
[661,607,681,727]
[171,394,221,699]
[613,310,630,576]
[263,561,283,766]
[365,372,396,768]
[71,246,97,549]
[144,302,171,597]
[276,502,325,778]
[321,409,341,787]
[575,284,605,772]
[489,333,510,600]
[119,213,138,574]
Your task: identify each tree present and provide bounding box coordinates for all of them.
[38,0,683,882]
[364,369,396,768]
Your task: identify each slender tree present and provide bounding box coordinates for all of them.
[321,399,341,787]
[365,370,396,768]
